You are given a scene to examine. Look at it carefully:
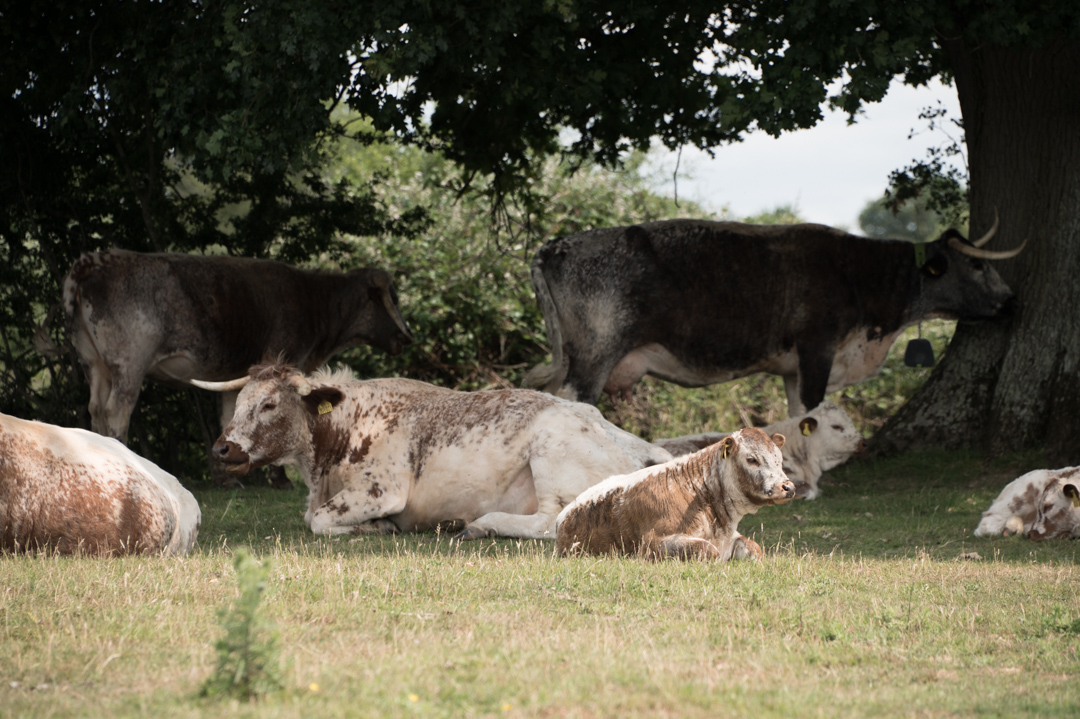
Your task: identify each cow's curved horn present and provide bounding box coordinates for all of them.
[971,208,1000,248]
[949,234,1028,260]
[191,376,251,392]
[381,288,414,341]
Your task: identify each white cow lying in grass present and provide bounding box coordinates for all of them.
[194,363,673,539]
[556,428,795,561]
[0,412,200,556]
[653,401,864,499]
[975,467,1080,540]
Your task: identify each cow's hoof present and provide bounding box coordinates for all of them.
[454,525,494,541]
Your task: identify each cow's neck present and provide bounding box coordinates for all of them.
[840,237,924,329]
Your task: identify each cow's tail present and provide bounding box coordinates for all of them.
[522,249,568,393]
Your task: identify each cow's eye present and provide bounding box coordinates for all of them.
[831,425,843,431]
[746,457,759,466]
[261,401,277,412]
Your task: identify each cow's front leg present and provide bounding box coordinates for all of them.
[654,534,723,560]
[309,485,407,536]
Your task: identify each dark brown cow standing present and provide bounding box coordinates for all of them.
[55,249,412,486]
[556,428,794,561]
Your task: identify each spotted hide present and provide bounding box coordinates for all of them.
[51,249,411,486]
[524,217,1024,414]
[974,467,1080,540]
[653,401,865,499]
[0,412,200,556]
[195,363,673,539]
[556,428,795,560]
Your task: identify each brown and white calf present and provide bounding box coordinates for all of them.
[653,401,864,499]
[194,363,673,539]
[555,428,795,560]
[975,467,1080,540]
[0,413,200,556]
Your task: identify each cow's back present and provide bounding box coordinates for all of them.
[0,414,200,555]
[65,250,343,380]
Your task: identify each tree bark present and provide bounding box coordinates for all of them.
[872,37,1080,465]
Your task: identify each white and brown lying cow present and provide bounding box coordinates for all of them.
[653,401,864,500]
[193,363,673,539]
[974,467,1080,540]
[555,428,795,560]
[0,413,200,556]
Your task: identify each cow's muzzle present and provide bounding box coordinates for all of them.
[212,439,252,475]
[772,480,797,503]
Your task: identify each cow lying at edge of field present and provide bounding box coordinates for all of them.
[193,363,673,539]
[0,412,201,556]
[555,428,794,560]
[653,401,865,499]
[974,467,1080,540]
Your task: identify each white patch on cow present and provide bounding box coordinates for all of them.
[826,327,910,393]
[604,343,794,399]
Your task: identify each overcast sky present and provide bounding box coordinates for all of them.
[646,78,965,232]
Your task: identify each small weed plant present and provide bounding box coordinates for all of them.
[200,547,285,701]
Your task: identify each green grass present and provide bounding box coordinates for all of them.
[2,448,1078,718]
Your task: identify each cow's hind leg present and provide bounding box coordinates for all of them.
[456,512,558,541]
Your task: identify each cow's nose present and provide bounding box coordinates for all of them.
[213,439,243,461]
[780,481,796,498]
[855,439,869,455]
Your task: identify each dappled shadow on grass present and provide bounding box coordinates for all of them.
[188,448,1076,565]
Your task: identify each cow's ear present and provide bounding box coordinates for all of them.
[799,417,818,436]
[1064,484,1080,508]
[922,253,948,278]
[301,387,344,417]
[771,433,785,450]
[719,436,736,460]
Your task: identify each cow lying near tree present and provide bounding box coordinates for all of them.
[653,401,865,499]
[524,215,1025,414]
[0,412,200,556]
[974,467,1080,540]
[193,363,673,539]
[46,249,412,486]
[556,428,795,560]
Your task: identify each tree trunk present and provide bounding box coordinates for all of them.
[872,37,1080,465]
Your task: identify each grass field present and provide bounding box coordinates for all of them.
[2,447,1078,718]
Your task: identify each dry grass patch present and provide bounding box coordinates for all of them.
[2,449,1079,717]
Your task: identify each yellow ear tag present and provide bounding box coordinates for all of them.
[317,400,333,415]
[721,444,730,459]
[802,425,812,436]
[1070,494,1080,509]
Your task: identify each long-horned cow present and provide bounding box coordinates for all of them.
[524,216,1025,414]
[194,363,673,539]
[0,412,200,556]
[53,250,412,482]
